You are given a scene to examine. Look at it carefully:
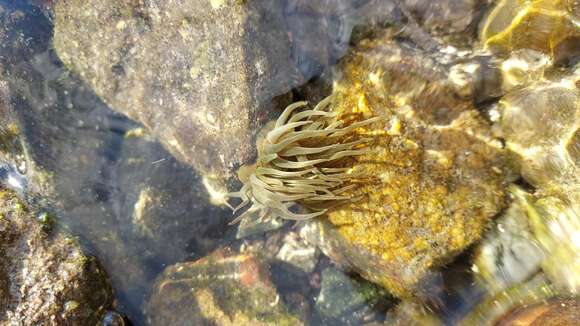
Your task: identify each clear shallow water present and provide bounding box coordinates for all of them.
[0,0,498,324]
[1,1,577,325]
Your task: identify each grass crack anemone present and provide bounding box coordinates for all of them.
[226,96,380,224]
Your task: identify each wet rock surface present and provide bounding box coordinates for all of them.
[145,250,303,326]
[53,0,300,182]
[473,196,544,294]
[0,188,113,325]
[499,74,579,197]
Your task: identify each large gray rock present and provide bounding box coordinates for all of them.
[0,188,113,325]
[53,0,300,181]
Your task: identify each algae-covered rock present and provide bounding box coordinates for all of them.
[0,188,113,325]
[317,34,509,297]
[480,0,580,62]
[145,250,303,326]
[53,0,300,183]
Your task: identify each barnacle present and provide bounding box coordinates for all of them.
[226,96,380,224]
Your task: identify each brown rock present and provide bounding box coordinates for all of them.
[145,250,303,326]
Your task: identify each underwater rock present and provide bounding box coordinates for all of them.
[403,0,484,42]
[53,0,300,183]
[461,273,568,325]
[472,192,544,294]
[498,73,579,198]
[117,131,231,266]
[384,300,442,325]
[507,188,580,294]
[231,33,509,298]
[480,0,580,63]
[468,186,579,324]
[495,298,580,326]
[314,266,393,324]
[307,34,508,297]
[0,188,113,325]
[470,66,579,320]
[145,250,303,326]
[275,231,320,274]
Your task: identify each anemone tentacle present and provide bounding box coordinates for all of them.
[227,95,379,223]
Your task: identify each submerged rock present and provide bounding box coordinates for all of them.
[473,192,544,294]
[480,0,580,63]
[403,0,485,42]
[467,16,579,324]
[495,298,580,326]
[308,34,508,297]
[498,73,579,199]
[145,250,303,326]
[0,188,113,325]
[314,267,392,324]
[229,31,509,298]
[460,273,577,326]
[53,0,300,183]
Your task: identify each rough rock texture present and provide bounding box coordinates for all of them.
[52,0,488,185]
[145,250,303,326]
[53,0,300,182]
[301,34,509,297]
[0,188,113,325]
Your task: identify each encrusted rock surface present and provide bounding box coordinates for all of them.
[301,34,510,297]
[0,188,113,325]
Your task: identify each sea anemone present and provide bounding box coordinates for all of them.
[226,96,380,224]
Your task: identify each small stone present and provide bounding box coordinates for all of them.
[275,232,319,273]
[145,250,303,325]
[315,267,392,322]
